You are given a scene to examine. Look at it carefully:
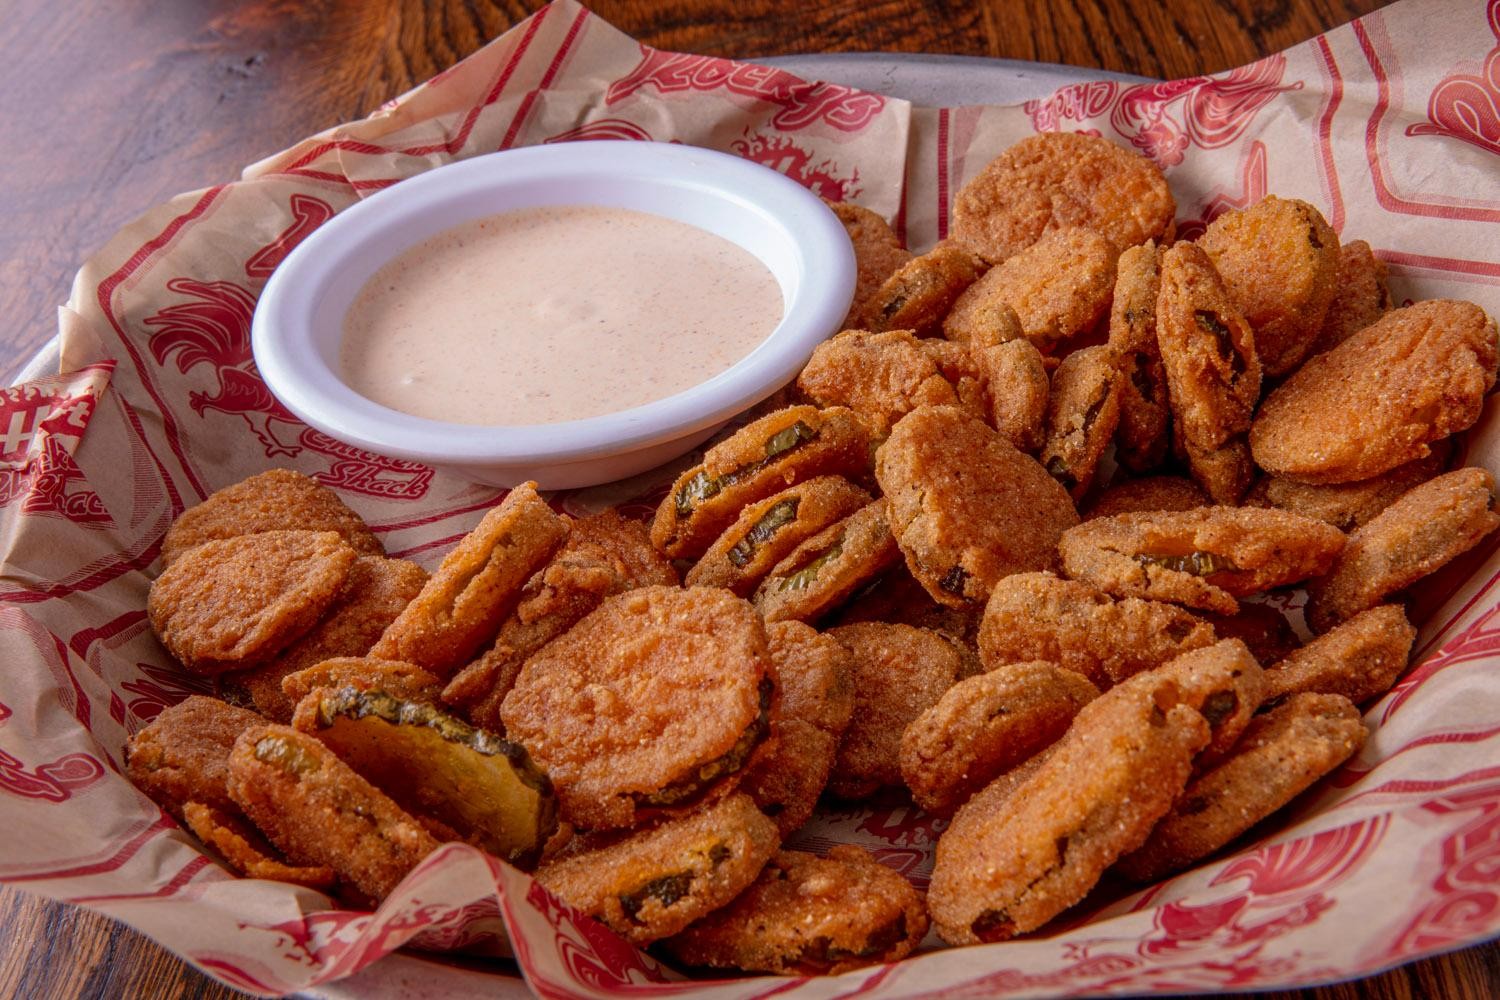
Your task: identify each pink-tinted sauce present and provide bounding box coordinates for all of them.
[339,205,783,425]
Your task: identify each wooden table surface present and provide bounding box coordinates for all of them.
[2,0,1497,997]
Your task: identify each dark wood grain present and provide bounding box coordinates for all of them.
[8,1,1495,999]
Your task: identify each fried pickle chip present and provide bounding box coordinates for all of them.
[161,468,382,568]
[949,132,1175,264]
[1086,476,1208,520]
[877,406,1079,607]
[915,337,998,424]
[1306,468,1500,632]
[1156,242,1262,503]
[973,338,1050,453]
[182,801,336,889]
[830,202,914,327]
[228,556,428,721]
[830,565,981,642]
[663,846,927,974]
[1314,238,1391,354]
[1245,444,1451,533]
[534,793,779,946]
[370,483,568,676]
[1108,241,1170,471]
[943,287,1024,348]
[959,227,1117,348]
[443,510,677,730]
[1115,693,1366,882]
[227,724,440,901]
[978,572,1216,689]
[797,329,961,436]
[927,669,1209,944]
[1040,344,1123,500]
[1198,195,1340,375]
[502,586,772,830]
[1058,507,1346,615]
[1251,301,1498,484]
[1120,638,1266,764]
[1197,603,1300,666]
[752,499,901,624]
[900,660,1098,815]
[651,405,870,559]
[149,530,357,674]
[125,695,265,819]
[826,622,964,798]
[280,656,442,707]
[1265,604,1416,706]
[859,242,986,335]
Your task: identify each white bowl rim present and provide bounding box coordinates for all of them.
[250,141,856,467]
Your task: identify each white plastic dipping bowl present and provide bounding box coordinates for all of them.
[251,141,857,489]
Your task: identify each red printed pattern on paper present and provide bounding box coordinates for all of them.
[1406,0,1500,156]
[0,364,115,527]
[731,130,861,200]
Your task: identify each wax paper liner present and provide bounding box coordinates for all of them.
[3,0,1500,995]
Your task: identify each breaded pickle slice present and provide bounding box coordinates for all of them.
[829,202,913,328]
[125,695,265,819]
[974,338,1050,453]
[1115,693,1366,882]
[161,468,382,567]
[1198,603,1300,667]
[961,227,1117,347]
[927,669,1209,944]
[1251,301,1498,484]
[663,846,927,974]
[1265,604,1415,706]
[227,724,439,901]
[752,499,901,624]
[502,587,773,830]
[943,285,1024,347]
[797,329,961,436]
[280,656,442,707]
[149,530,356,674]
[182,801,335,889]
[1058,507,1346,615]
[978,572,1217,689]
[831,564,981,642]
[1306,468,1500,632]
[859,242,986,335]
[535,793,779,946]
[1119,638,1266,765]
[1245,444,1451,533]
[1314,238,1391,353]
[900,661,1098,815]
[1086,476,1207,520]
[878,406,1079,607]
[950,132,1175,264]
[1040,344,1123,500]
[292,686,554,867]
[1108,241,1169,472]
[651,406,870,560]
[370,483,568,676]
[687,477,870,596]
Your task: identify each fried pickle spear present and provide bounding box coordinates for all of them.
[1108,241,1169,471]
[652,405,870,559]
[125,696,266,819]
[370,483,568,676]
[859,242,986,335]
[830,202,913,328]
[949,132,1175,264]
[149,530,357,674]
[959,227,1117,348]
[501,586,773,830]
[662,846,927,975]
[1040,344,1123,500]
[1058,507,1346,615]
[797,329,962,436]
[752,499,901,624]
[1305,468,1500,632]
[1264,604,1415,706]
[1251,301,1498,484]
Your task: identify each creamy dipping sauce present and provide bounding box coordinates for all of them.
[339,205,784,425]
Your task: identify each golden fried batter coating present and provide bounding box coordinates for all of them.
[830,202,914,328]
[149,531,357,674]
[1087,476,1208,520]
[1306,468,1500,632]
[950,132,1175,264]
[230,556,427,721]
[877,406,1079,607]
[915,338,996,423]
[1120,639,1265,764]
[859,243,986,335]
[943,287,1024,348]
[443,510,677,729]
[161,468,382,568]
[1314,238,1391,354]
[501,586,772,830]
[1245,444,1451,532]
[1198,195,1340,375]
[1115,693,1366,882]
[978,572,1217,689]
[927,669,1209,944]
[961,227,1117,348]
[1040,345,1123,500]
[797,329,960,436]
[900,661,1098,815]
[1059,507,1346,615]
[182,801,336,889]
[535,793,779,946]
[125,696,265,819]
[1108,241,1170,471]
[370,483,568,677]
[752,499,901,624]
[826,622,963,798]
[663,846,927,974]
[974,338,1050,453]
[279,657,442,708]
[227,724,439,901]
[1265,604,1415,706]
[1251,301,1498,484]
[651,405,871,559]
